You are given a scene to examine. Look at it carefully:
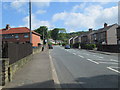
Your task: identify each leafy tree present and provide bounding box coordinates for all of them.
[51,28,59,43]
[34,26,48,40]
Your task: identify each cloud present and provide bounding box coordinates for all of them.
[72,3,87,12]
[52,4,118,32]
[36,10,46,14]
[22,14,52,30]
[32,2,50,8]
[10,0,27,13]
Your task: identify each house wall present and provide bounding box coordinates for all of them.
[116,27,120,44]
[107,25,118,45]
[2,33,30,43]
[32,33,41,47]
[81,36,88,44]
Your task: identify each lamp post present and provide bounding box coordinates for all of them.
[42,29,44,51]
[29,0,32,43]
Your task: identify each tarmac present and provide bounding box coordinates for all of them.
[2,47,55,89]
[88,50,119,56]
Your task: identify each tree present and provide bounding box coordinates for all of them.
[51,28,59,43]
[34,26,48,40]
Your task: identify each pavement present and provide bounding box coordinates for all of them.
[2,47,55,89]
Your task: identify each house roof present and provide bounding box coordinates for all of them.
[81,30,95,37]
[32,31,41,36]
[94,24,118,34]
[0,27,41,36]
[0,27,30,34]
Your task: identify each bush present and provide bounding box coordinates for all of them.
[62,42,68,46]
[80,44,96,50]
[73,43,80,48]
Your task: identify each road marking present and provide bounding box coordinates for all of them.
[97,56,103,58]
[78,55,84,58]
[109,66,120,68]
[110,59,118,62]
[73,53,77,55]
[93,55,103,58]
[93,59,118,62]
[107,67,120,73]
[98,62,118,64]
[49,52,61,88]
[87,59,99,64]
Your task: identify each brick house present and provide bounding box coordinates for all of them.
[0,24,41,47]
[91,23,119,45]
[116,26,120,44]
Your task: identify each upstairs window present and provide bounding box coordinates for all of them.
[4,34,14,39]
[24,33,29,38]
[15,34,19,38]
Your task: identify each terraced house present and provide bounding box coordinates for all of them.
[116,26,120,44]
[91,23,119,45]
[0,24,42,47]
[81,28,95,44]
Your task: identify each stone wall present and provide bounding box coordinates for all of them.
[0,58,9,86]
[33,46,42,54]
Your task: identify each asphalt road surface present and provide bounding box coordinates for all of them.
[49,46,119,88]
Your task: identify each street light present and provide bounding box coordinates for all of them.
[29,0,32,43]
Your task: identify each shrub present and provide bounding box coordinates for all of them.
[80,44,96,50]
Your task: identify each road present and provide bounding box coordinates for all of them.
[49,46,119,88]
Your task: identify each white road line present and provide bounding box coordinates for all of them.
[110,59,118,62]
[109,66,120,68]
[107,67,120,73]
[78,55,84,58]
[73,53,77,55]
[49,52,61,88]
[93,59,118,62]
[97,56,103,58]
[98,62,118,64]
[87,59,99,64]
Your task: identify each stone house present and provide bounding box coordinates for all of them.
[91,23,119,45]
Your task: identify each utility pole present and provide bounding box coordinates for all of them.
[29,0,32,43]
[42,29,44,51]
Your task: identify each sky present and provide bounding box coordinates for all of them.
[1,0,119,33]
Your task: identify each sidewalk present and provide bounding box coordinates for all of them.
[3,48,55,89]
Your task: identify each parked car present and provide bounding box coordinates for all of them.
[48,44,53,49]
[65,45,70,49]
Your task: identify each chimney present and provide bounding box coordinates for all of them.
[104,23,107,28]
[6,24,10,30]
[89,28,92,32]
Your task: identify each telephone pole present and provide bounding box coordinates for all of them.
[29,0,32,43]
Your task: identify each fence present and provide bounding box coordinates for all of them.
[1,42,33,85]
[97,44,120,53]
[2,42,33,64]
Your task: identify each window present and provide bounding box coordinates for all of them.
[4,34,14,39]
[15,34,19,38]
[24,33,29,38]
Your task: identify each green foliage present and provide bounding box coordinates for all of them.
[80,43,96,50]
[34,26,48,40]
[61,42,68,46]
[51,28,59,41]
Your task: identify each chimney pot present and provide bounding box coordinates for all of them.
[6,24,10,30]
[104,23,107,28]
[89,28,92,32]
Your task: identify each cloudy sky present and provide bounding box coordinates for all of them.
[1,0,119,32]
